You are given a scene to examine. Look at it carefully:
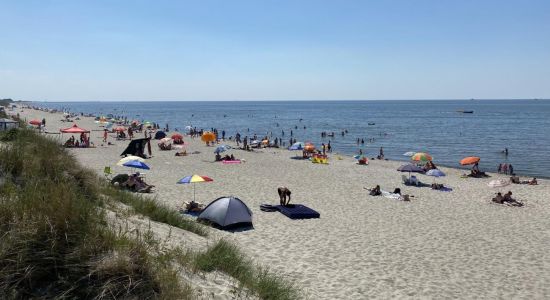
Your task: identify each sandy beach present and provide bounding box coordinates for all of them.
[13,107,550,299]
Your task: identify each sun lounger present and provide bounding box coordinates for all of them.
[275,204,320,219]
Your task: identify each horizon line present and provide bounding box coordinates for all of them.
[23,98,550,103]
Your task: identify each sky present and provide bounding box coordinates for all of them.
[1,0,549,101]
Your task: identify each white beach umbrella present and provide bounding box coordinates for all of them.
[117,155,146,166]
[487,179,510,188]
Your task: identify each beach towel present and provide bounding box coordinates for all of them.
[222,160,241,164]
[381,190,404,200]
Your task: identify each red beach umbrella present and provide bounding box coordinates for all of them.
[171,133,183,140]
[29,119,41,126]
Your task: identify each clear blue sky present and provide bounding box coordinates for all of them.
[1,0,549,101]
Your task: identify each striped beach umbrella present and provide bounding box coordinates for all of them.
[177,175,213,202]
[411,152,432,162]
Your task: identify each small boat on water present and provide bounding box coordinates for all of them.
[457,110,474,114]
[368,123,375,125]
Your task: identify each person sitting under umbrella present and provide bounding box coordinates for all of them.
[124,172,154,193]
[278,187,291,206]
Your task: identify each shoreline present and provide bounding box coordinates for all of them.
[10,105,550,299]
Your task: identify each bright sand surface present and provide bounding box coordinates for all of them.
[13,107,550,299]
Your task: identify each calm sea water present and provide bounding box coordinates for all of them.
[32,100,550,178]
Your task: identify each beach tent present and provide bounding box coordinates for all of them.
[60,123,90,133]
[198,196,252,228]
[154,131,166,139]
[120,138,150,158]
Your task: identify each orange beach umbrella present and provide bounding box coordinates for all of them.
[460,156,480,165]
[201,131,216,143]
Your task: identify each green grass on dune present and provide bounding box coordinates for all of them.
[0,128,192,299]
[101,186,208,237]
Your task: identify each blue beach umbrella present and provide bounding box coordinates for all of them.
[122,160,150,170]
[214,144,232,154]
[426,169,445,177]
[426,169,445,184]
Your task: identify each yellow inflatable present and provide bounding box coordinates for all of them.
[312,154,329,164]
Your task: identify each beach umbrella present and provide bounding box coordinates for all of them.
[60,123,89,133]
[403,151,415,157]
[171,133,183,140]
[304,142,316,152]
[411,152,433,162]
[177,175,213,202]
[214,144,231,153]
[201,131,216,144]
[397,164,424,179]
[288,142,304,151]
[426,169,446,184]
[117,156,146,166]
[488,179,510,188]
[122,160,150,170]
[426,169,445,177]
[397,164,424,173]
[29,119,41,126]
[460,156,480,165]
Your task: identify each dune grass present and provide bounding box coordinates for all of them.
[101,186,208,237]
[170,240,299,300]
[0,128,193,299]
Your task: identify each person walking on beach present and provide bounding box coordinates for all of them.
[327,141,332,152]
[322,143,326,155]
[509,164,514,175]
[103,129,108,143]
[379,147,384,159]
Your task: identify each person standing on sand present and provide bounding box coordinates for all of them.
[322,143,326,155]
[103,129,108,143]
[328,141,332,152]
[379,147,384,159]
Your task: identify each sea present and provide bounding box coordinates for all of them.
[31,100,550,178]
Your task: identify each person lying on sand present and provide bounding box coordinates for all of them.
[366,185,382,196]
[431,183,445,190]
[503,191,523,206]
[278,187,291,206]
[527,178,538,185]
[492,192,504,204]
